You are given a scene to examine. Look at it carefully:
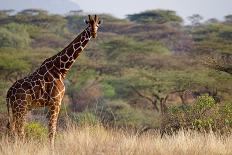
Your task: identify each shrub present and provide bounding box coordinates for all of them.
[25,122,48,140]
[161,95,232,135]
[101,82,116,98]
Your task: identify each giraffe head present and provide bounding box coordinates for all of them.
[85,15,101,38]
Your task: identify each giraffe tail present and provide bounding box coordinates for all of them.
[6,98,11,130]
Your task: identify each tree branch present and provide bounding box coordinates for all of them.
[130,85,154,103]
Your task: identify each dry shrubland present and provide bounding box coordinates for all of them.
[0,125,232,155]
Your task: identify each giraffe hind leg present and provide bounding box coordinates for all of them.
[15,113,27,140]
[11,100,28,141]
[6,116,16,140]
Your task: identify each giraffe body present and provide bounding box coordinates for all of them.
[6,15,101,146]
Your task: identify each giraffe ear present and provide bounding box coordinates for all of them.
[94,15,98,21]
[98,20,102,25]
[84,19,89,25]
[88,15,92,21]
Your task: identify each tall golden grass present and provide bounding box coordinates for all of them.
[0,126,232,155]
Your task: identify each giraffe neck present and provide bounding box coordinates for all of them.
[37,27,92,79]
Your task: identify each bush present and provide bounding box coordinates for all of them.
[161,95,232,135]
[25,122,48,140]
[101,82,116,98]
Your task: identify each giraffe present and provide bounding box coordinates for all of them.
[6,15,101,146]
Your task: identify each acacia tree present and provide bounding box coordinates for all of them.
[128,70,198,114]
[225,15,232,24]
[127,9,183,24]
[188,14,203,26]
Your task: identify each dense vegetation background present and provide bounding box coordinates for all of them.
[0,9,232,134]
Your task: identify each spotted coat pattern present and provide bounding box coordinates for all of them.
[6,15,101,146]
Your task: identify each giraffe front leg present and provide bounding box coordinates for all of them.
[48,104,61,148]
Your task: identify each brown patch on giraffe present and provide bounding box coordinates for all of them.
[35,80,41,86]
[51,87,59,98]
[53,57,61,68]
[14,82,22,89]
[12,88,16,94]
[65,61,72,69]
[73,51,80,58]
[66,48,73,56]
[44,72,54,82]
[16,88,25,94]
[22,82,32,90]
[61,55,69,62]
[38,66,47,75]
[74,43,81,49]
[30,81,35,86]
[33,86,43,98]
[20,94,26,100]
[50,67,61,79]
[85,32,89,38]
[82,40,89,46]
[60,62,65,69]
[60,69,67,75]
[75,36,82,43]
[46,61,54,70]
[81,37,85,42]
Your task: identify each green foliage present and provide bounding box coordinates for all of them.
[190,23,232,54]
[225,14,232,23]
[25,122,48,140]
[0,50,31,79]
[218,25,232,40]
[67,69,99,94]
[101,82,116,98]
[0,9,232,132]
[102,36,170,61]
[0,23,31,48]
[99,100,158,129]
[0,81,9,113]
[194,94,216,111]
[162,95,232,134]
[66,15,85,33]
[127,9,183,24]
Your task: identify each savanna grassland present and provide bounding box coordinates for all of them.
[0,9,232,154]
[1,125,232,155]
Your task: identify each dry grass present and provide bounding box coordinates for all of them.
[0,126,232,155]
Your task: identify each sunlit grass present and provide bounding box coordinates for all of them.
[0,125,232,155]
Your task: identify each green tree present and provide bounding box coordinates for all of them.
[188,14,203,26]
[0,49,31,81]
[225,14,232,23]
[0,23,31,48]
[0,9,14,19]
[127,9,183,24]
